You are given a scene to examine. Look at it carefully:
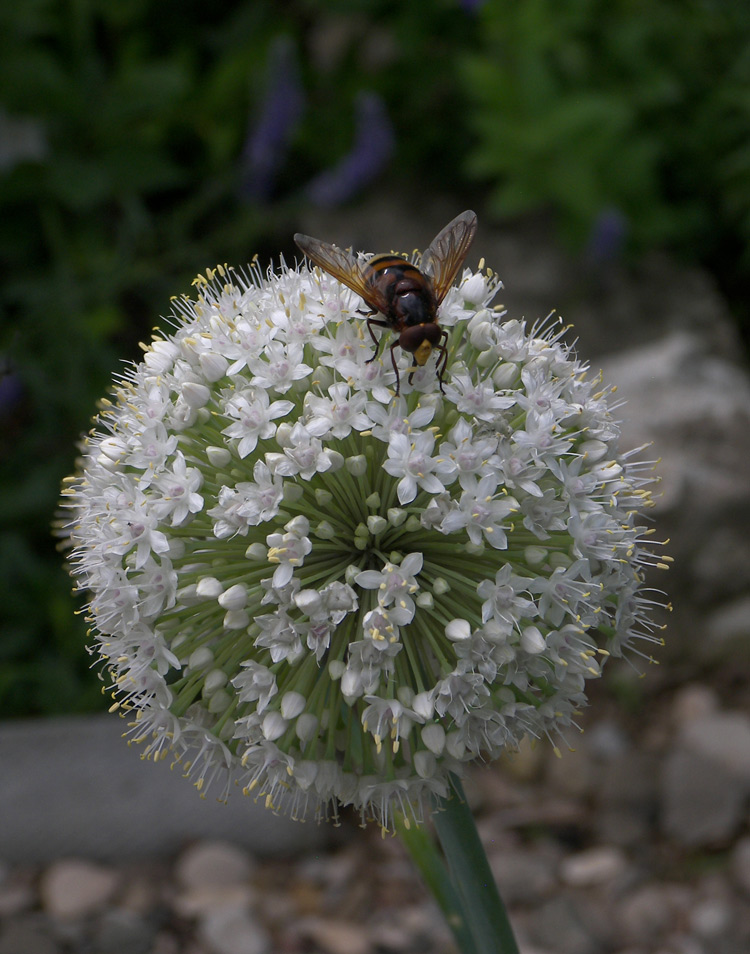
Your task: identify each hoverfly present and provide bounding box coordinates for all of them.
[294,210,477,395]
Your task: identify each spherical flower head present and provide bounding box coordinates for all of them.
[61,252,666,830]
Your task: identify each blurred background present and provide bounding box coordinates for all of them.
[2,2,750,952]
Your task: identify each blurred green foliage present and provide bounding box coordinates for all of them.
[1,0,748,717]
[463,0,750,273]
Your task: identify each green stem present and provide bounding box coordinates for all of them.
[395,814,477,954]
[431,774,520,954]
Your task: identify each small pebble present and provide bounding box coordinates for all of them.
[670,684,719,726]
[199,906,270,954]
[560,847,628,887]
[39,859,119,920]
[298,917,370,954]
[688,897,732,938]
[175,841,254,889]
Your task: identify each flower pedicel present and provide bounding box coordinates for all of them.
[61,213,668,830]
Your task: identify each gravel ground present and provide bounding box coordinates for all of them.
[2,683,750,954]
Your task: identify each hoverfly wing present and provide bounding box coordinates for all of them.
[421,210,478,305]
[294,233,388,313]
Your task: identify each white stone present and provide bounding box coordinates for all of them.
[688,897,732,938]
[175,841,254,890]
[40,858,119,919]
[560,846,628,887]
[199,907,270,954]
[670,685,718,726]
[298,917,370,954]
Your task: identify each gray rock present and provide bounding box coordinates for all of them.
[198,906,270,954]
[680,711,750,783]
[601,331,750,613]
[0,715,325,863]
[615,883,692,947]
[660,748,746,846]
[704,597,750,664]
[585,721,630,762]
[525,896,607,954]
[490,847,558,905]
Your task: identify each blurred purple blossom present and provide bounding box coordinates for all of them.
[239,37,304,203]
[0,362,24,419]
[584,207,628,265]
[304,92,394,207]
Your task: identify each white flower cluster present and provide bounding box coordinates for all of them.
[61,254,666,829]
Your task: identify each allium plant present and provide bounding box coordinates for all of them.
[62,228,664,848]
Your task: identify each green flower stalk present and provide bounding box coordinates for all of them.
[60,218,666,837]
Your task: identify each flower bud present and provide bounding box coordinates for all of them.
[521,625,546,654]
[345,455,367,476]
[281,691,306,720]
[295,713,319,742]
[421,723,445,755]
[446,619,472,641]
[218,583,248,610]
[206,445,232,467]
[262,712,288,741]
[188,647,214,671]
[199,352,229,382]
[181,381,211,408]
[493,362,518,388]
[414,750,437,778]
[196,577,223,598]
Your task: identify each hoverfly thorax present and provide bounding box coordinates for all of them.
[365,257,437,329]
[294,210,477,394]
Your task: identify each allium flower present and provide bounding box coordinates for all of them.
[61,245,665,831]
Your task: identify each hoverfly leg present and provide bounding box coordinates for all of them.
[436,329,449,394]
[389,340,402,395]
[365,317,389,364]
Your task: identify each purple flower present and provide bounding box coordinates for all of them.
[305,92,394,207]
[584,207,628,265]
[0,361,24,419]
[239,37,304,202]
